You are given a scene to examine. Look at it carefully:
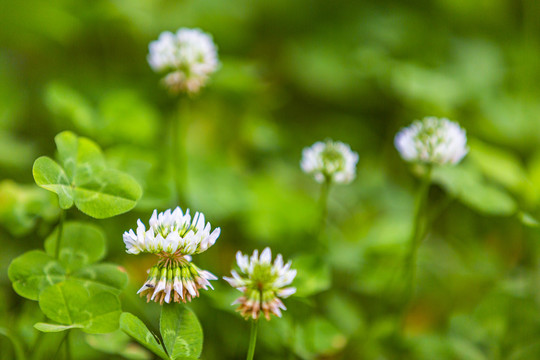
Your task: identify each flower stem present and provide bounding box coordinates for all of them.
[52,330,68,359]
[404,166,432,298]
[54,209,65,260]
[65,330,71,360]
[246,319,259,360]
[316,177,331,248]
[170,97,189,206]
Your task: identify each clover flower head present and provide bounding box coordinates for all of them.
[147,28,219,94]
[301,140,359,184]
[394,117,468,165]
[123,207,220,256]
[224,247,296,320]
[123,207,220,304]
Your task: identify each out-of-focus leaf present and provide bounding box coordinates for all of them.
[508,342,540,360]
[293,316,346,358]
[86,330,152,360]
[432,163,517,216]
[0,131,36,169]
[45,84,158,145]
[293,254,331,297]
[0,326,25,360]
[0,180,59,236]
[8,250,66,300]
[98,89,158,145]
[45,82,96,134]
[160,304,203,359]
[120,312,169,360]
[44,221,106,271]
[517,212,539,228]
[468,139,528,194]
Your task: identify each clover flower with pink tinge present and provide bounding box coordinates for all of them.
[147,28,219,94]
[224,248,296,320]
[123,207,220,304]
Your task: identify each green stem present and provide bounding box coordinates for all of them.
[52,331,68,359]
[404,166,432,298]
[0,327,26,360]
[316,177,331,248]
[170,97,189,206]
[54,210,65,260]
[65,330,71,360]
[246,319,259,360]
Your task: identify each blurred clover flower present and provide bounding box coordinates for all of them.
[395,117,468,165]
[301,140,359,184]
[123,207,220,304]
[224,248,296,320]
[147,28,219,94]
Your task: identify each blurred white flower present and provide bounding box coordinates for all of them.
[148,28,219,94]
[224,247,296,320]
[123,207,220,304]
[394,117,468,165]
[301,140,359,184]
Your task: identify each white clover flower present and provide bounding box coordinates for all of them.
[394,117,468,165]
[224,247,296,320]
[123,207,220,304]
[301,140,359,184]
[123,207,220,256]
[148,28,219,94]
[137,260,217,304]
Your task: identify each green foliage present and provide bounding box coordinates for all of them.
[0,180,59,236]
[3,0,540,359]
[44,221,106,271]
[85,331,152,359]
[120,312,169,360]
[37,280,121,334]
[293,254,331,297]
[120,305,203,360]
[8,250,66,301]
[160,304,203,360]
[33,131,142,218]
[432,162,517,216]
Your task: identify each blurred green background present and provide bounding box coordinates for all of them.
[2,0,540,359]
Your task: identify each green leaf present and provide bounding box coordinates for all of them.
[518,211,540,228]
[0,326,26,360]
[120,312,169,360]
[73,168,142,219]
[54,130,106,181]
[160,304,203,360]
[0,180,59,236]
[8,250,66,300]
[468,139,528,193]
[44,221,106,271]
[72,263,128,295]
[293,316,346,358]
[34,323,84,332]
[33,156,73,209]
[86,330,152,360]
[33,131,142,218]
[432,163,517,216]
[38,280,122,334]
[293,254,331,297]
